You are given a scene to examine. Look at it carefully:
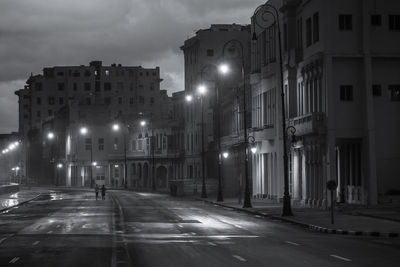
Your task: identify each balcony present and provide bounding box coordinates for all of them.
[289,112,326,136]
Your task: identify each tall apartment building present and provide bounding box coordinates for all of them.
[250,0,400,206]
[15,61,172,186]
[180,24,251,196]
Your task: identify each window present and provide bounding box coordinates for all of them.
[339,14,352,31]
[56,71,64,76]
[389,15,400,31]
[36,97,41,105]
[306,17,312,47]
[59,97,64,105]
[84,70,91,77]
[372,84,382,96]
[113,137,118,150]
[98,138,104,150]
[296,17,303,50]
[84,83,91,91]
[104,97,111,105]
[35,83,42,91]
[118,97,122,104]
[48,110,53,116]
[85,98,91,105]
[85,138,91,150]
[389,85,400,101]
[72,71,80,77]
[95,81,100,92]
[371,14,382,26]
[129,97,134,105]
[36,110,41,117]
[104,82,112,91]
[114,167,119,178]
[152,71,156,76]
[150,97,154,104]
[57,83,64,91]
[150,83,154,90]
[340,85,353,101]
[139,96,144,104]
[48,97,55,105]
[146,71,149,76]
[313,13,319,43]
[117,82,123,90]
[206,49,214,57]
[73,83,78,91]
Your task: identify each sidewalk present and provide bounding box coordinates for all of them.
[197,196,400,238]
[0,187,50,212]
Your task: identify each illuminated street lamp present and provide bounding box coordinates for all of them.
[222,151,229,159]
[47,132,55,140]
[80,126,93,188]
[139,115,156,191]
[112,122,128,188]
[185,95,193,102]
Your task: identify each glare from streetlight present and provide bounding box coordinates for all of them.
[8,144,15,150]
[219,63,230,75]
[80,127,88,135]
[185,95,193,102]
[92,161,97,166]
[222,152,229,159]
[57,163,63,168]
[14,142,19,146]
[251,147,257,154]
[140,120,147,127]
[15,166,20,170]
[47,132,55,140]
[112,123,120,131]
[197,85,207,95]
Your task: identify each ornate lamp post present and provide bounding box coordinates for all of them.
[253,3,293,216]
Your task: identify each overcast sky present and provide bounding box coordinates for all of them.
[0,0,262,133]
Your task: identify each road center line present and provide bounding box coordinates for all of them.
[233,255,246,262]
[285,241,300,246]
[32,241,40,246]
[330,254,351,262]
[208,242,217,246]
[9,257,20,264]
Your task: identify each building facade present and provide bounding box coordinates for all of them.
[250,0,400,206]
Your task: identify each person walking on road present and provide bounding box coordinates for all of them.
[95,184,99,200]
[101,185,106,200]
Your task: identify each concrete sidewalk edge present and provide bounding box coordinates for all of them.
[0,193,44,213]
[196,198,400,238]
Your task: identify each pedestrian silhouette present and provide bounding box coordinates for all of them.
[95,184,99,200]
[101,185,106,200]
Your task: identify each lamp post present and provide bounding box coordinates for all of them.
[186,84,208,198]
[46,131,57,186]
[56,163,63,186]
[253,3,293,216]
[80,126,93,188]
[140,116,156,191]
[197,64,228,202]
[112,122,128,189]
[221,39,253,208]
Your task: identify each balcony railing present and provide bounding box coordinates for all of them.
[289,112,325,136]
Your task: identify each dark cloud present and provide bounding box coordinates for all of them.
[0,0,261,132]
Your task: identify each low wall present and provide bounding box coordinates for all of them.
[0,184,20,195]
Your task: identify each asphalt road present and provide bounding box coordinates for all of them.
[0,189,400,266]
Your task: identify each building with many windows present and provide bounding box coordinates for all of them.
[250,0,400,206]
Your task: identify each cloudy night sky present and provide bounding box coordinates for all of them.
[0,0,261,133]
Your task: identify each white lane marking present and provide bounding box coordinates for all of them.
[233,255,246,262]
[330,255,351,262]
[0,237,8,245]
[47,231,53,234]
[32,241,40,246]
[177,224,183,228]
[207,242,217,246]
[285,241,300,246]
[255,215,262,218]
[56,225,61,228]
[190,232,197,235]
[9,257,20,263]
[234,224,243,229]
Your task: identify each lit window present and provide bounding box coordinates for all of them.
[105,70,109,76]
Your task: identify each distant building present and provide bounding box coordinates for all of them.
[250,0,400,206]
[15,61,176,188]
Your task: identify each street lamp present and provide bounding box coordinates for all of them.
[80,126,93,188]
[47,132,55,140]
[221,38,253,208]
[139,115,156,191]
[112,122,128,189]
[253,3,293,216]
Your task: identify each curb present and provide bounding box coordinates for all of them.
[196,198,400,238]
[0,193,44,213]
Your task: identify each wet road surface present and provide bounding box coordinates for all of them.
[0,189,400,266]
